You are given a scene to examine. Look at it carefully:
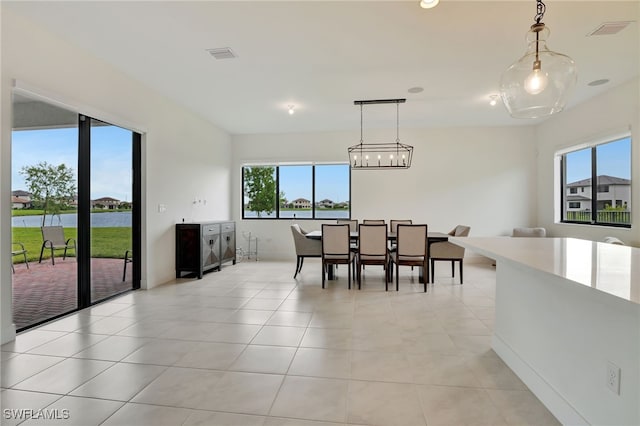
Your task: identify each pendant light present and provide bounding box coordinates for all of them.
[500,0,577,119]
[348,99,413,170]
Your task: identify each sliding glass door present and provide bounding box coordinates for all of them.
[11,94,79,329]
[89,119,135,303]
[11,93,141,330]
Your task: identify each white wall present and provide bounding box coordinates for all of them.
[536,78,640,245]
[232,126,538,260]
[1,8,232,343]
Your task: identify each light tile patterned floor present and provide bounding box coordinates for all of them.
[1,260,560,425]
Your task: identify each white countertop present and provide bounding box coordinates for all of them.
[451,237,640,305]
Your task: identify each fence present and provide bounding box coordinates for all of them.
[565,210,631,224]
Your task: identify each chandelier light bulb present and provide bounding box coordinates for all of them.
[489,95,498,106]
[419,0,439,9]
[524,61,548,95]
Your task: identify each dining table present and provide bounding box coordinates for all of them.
[305,230,450,281]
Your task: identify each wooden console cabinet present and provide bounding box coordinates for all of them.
[175,221,236,279]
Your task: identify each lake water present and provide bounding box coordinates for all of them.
[12,212,132,228]
[243,210,349,219]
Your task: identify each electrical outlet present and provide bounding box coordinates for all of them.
[606,361,621,395]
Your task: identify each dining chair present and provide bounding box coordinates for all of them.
[123,250,133,282]
[429,225,470,284]
[512,227,546,237]
[39,226,76,265]
[390,219,412,234]
[363,219,386,226]
[357,224,388,290]
[291,224,322,278]
[388,224,428,292]
[321,224,356,289]
[336,219,358,232]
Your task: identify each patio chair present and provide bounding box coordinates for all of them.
[39,226,76,265]
[123,250,133,281]
[11,242,29,273]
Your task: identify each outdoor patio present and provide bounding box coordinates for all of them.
[11,257,132,330]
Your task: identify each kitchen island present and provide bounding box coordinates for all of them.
[450,237,640,426]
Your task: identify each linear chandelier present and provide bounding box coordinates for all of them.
[348,99,413,170]
[499,0,577,119]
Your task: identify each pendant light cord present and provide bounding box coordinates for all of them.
[359,103,364,144]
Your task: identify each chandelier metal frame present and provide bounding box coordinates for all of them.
[348,99,413,170]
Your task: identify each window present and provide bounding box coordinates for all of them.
[561,136,631,227]
[242,164,350,219]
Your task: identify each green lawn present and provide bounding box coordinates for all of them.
[11,227,131,263]
[12,209,131,217]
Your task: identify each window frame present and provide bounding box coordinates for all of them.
[242,163,351,220]
[559,134,632,228]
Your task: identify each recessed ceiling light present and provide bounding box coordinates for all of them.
[288,105,295,115]
[489,95,499,106]
[588,79,610,87]
[408,87,424,94]
[419,0,439,9]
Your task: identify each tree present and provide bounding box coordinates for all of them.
[279,191,288,208]
[20,162,76,227]
[243,166,276,217]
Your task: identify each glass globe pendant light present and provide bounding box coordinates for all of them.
[500,0,577,119]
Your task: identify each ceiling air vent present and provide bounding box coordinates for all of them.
[587,21,632,36]
[206,47,237,60]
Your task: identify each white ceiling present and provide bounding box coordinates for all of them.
[5,1,639,134]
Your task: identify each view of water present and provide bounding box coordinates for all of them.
[12,211,132,228]
[244,210,349,219]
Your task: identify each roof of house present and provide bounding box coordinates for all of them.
[318,199,333,203]
[292,198,310,203]
[11,196,30,203]
[93,197,120,202]
[567,175,631,187]
[11,190,31,197]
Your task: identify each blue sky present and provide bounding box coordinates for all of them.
[279,164,349,203]
[565,137,631,183]
[12,125,132,201]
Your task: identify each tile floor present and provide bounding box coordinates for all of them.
[1,260,560,426]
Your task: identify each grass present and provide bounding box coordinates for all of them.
[12,209,131,217]
[11,227,131,263]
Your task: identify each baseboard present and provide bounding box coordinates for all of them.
[492,334,588,426]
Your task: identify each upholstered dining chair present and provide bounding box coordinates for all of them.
[512,227,546,237]
[363,219,386,226]
[390,219,412,234]
[291,224,322,278]
[429,225,470,285]
[357,224,388,290]
[39,226,76,265]
[337,219,358,232]
[321,224,356,289]
[388,224,428,292]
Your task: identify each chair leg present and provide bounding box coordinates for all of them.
[299,257,305,274]
[50,246,55,265]
[423,260,428,292]
[451,260,454,277]
[396,263,399,291]
[294,256,300,278]
[322,261,326,288]
[348,261,351,290]
[430,259,435,283]
[24,252,29,269]
[39,244,46,263]
[460,260,464,284]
